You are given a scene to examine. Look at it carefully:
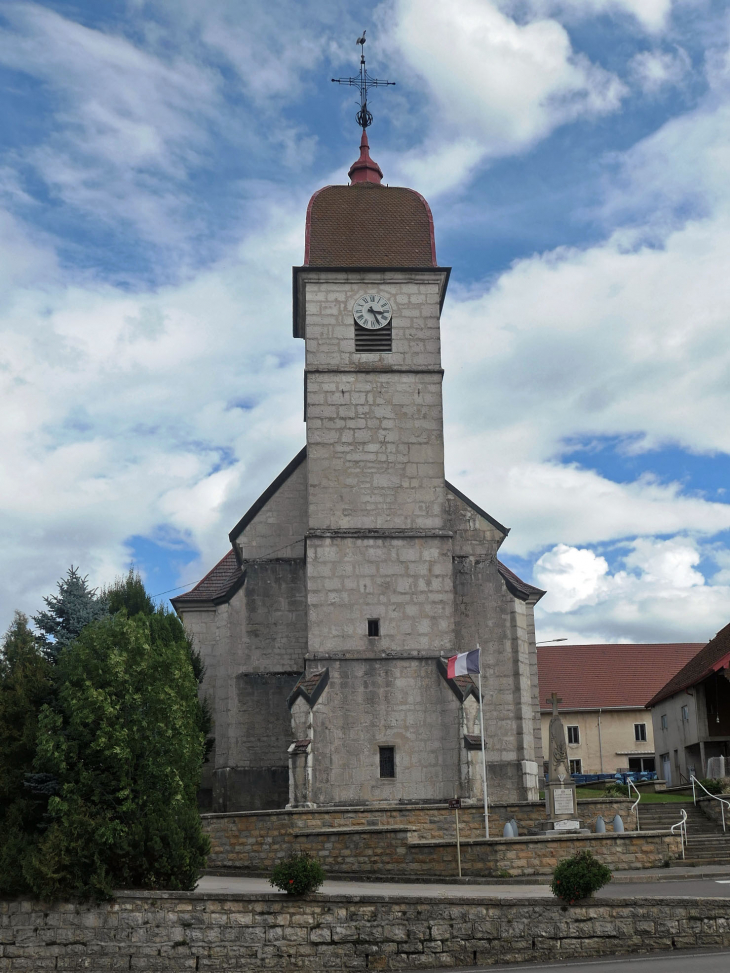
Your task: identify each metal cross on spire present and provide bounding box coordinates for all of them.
[332,30,395,130]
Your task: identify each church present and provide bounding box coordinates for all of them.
[172,126,545,814]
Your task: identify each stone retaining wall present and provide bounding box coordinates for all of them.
[2,890,728,971]
[204,799,637,876]
[697,794,730,829]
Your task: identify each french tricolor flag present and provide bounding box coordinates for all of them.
[447,649,480,679]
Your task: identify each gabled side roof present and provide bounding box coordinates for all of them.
[497,561,545,603]
[173,448,542,609]
[646,623,730,708]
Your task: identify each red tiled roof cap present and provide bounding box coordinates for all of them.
[304,181,437,267]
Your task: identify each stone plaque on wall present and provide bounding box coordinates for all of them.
[553,789,575,815]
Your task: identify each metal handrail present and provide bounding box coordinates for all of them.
[691,775,730,832]
[627,778,641,831]
[670,808,687,860]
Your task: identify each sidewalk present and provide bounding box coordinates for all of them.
[201,862,730,895]
[196,865,730,899]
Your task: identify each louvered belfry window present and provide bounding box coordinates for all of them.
[355,320,392,352]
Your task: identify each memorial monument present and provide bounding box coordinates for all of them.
[530,692,585,834]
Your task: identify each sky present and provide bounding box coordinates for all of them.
[1,0,730,645]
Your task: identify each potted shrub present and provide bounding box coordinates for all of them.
[550,850,612,904]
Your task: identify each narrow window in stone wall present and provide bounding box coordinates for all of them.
[379,746,395,778]
[634,723,647,742]
[569,758,582,774]
[367,618,380,637]
[661,714,668,730]
[567,725,580,745]
[355,320,392,352]
[681,704,689,721]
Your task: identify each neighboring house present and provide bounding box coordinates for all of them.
[538,644,702,777]
[647,623,730,786]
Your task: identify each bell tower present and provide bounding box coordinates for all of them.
[292,110,458,802]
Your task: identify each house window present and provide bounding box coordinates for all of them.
[681,705,689,721]
[379,746,395,778]
[367,618,380,638]
[569,759,582,775]
[661,714,668,730]
[634,723,647,742]
[567,725,580,745]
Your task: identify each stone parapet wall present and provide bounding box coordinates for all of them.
[203,799,638,875]
[2,891,728,971]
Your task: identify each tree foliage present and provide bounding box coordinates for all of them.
[33,566,108,661]
[104,568,157,618]
[0,567,211,900]
[25,610,209,900]
[0,613,54,895]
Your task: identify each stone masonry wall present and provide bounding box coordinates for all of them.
[308,659,460,804]
[303,271,447,533]
[203,799,646,876]
[2,890,725,971]
[234,459,308,561]
[306,536,454,659]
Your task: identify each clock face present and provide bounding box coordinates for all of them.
[353,294,392,330]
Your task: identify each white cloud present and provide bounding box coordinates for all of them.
[389,0,625,194]
[533,537,729,643]
[629,47,691,94]
[507,0,673,34]
[0,195,308,630]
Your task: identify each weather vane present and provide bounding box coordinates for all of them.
[332,30,395,130]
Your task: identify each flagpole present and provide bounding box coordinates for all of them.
[477,644,489,839]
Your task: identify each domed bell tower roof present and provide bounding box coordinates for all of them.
[304,131,437,269]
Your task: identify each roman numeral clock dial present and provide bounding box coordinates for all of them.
[353,294,392,330]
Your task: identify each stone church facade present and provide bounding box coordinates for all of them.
[173,134,544,813]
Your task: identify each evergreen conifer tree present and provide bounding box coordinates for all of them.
[33,566,108,661]
[105,568,156,617]
[0,613,54,895]
[27,610,210,900]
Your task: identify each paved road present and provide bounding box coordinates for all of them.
[599,878,730,898]
[197,874,730,899]
[423,949,730,973]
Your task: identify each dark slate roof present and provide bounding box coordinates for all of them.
[304,184,437,267]
[646,624,730,708]
[287,669,330,710]
[497,561,545,603]
[539,643,703,711]
[171,550,244,609]
[436,658,480,703]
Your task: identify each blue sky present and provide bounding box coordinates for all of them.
[2,0,730,643]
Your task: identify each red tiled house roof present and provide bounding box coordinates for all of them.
[646,623,730,708]
[538,643,703,711]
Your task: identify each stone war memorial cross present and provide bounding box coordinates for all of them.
[544,691,579,829]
